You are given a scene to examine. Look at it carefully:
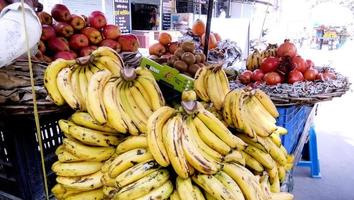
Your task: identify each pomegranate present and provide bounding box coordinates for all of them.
[306,59,314,68]
[292,56,308,73]
[288,70,304,84]
[260,57,279,73]
[263,72,282,85]
[317,70,336,81]
[277,39,297,58]
[239,70,253,84]
[304,68,318,81]
[251,69,264,82]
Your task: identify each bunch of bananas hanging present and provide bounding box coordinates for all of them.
[260,44,278,60]
[223,88,284,138]
[51,112,122,199]
[246,49,263,71]
[193,66,230,110]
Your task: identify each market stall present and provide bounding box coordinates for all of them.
[0,1,351,200]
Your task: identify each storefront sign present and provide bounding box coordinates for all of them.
[162,0,172,30]
[113,0,131,33]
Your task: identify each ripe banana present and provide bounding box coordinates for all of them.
[124,82,149,122]
[278,164,286,183]
[102,172,117,187]
[56,146,84,162]
[246,50,262,71]
[56,67,80,110]
[92,46,121,62]
[254,89,279,118]
[63,138,115,161]
[197,109,246,150]
[134,180,173,200]
[102,77,128,133]
[224,150,246,166]
[270,133,282,147]
[70,112,117,133]
[52,161,102,177]
[128,84,153,117]
[114,169,170,200]
[85,64,94,81]
[246,98,277,135]
[109,148,153,178]
[78,66,88,110]
[133,80,153,108]
[206,70,223,110]
[71,65,86,111]
[44,59,75,105]
[192,174,235,200]
[222,90,234,127]
[264,137,287,166]
[269,172,280,193]
[216,69,230,98]
[58,119,75,137]
[176,177,197,200]
[242,151,264,172]
[205,192,218,200]
[65,188,104,200]
[103,186,118,199]
[170,190,181,200]
[94,55,122,75]
[86,69,112,124]
[135,75,165,111]
[194,67,210,101]
[214,171,245,200]
[116,135,148,155]
[193,117,231,155]
[147,106,175,167]
[115,160,160,188]
[236,134,270,153]
[271,192,294,200]
[244,145,275,169]
[56,170,103,190]
[274,126,288,135]
[163,115,190,178]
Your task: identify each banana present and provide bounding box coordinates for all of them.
[254,89,279,118]
[196,109,246,150]
[102,172,117,187]
[63,138,115,161]
[135,75,165,111]
[134,180,173,200]
[78,66,88,110]
[56,146,84,162]
[278,164,286,183]
[85,64,94,81]
[109,148,153,178]
[246,98,277,134]
[86,69,112,124]
[135,67,156,80]
[264,137,287,166]
[116,135,148,154]
[65,188,104,200]
[243,101,273,137]
[56,67,80,109]
[271,192,294,200]
[176,177,197,200]
[92,46,121,62]
[206,70,223,110]
[56,170,103,190]
[231,90,255,137]
[274,126,288,135]
[44,59,75,105]
[70,112,117,133]
[269,133,282,147]
[192,174,235,200]
[119,81,147,133]
[250,95,276,124]
[224,150,246,166]
[269,172,280,193]
[186,117,223,162]
[103,186,118,199]
[222,163,259,200]
[94,55,122,75]
[128,84,154,116]
[114,169,170,200]
[71,65,86,111]
[214,171,245,200]
[193,117,231,155]
[194,67,210,101]
[102,77,128,133]
[112,79,139,135]
[259,175,272,200]
[163,115,190,178]
[51,184,66,199]
[236,134,270,153]
[68,124,121,147]
[58,119,75,137]
[181,120,220,174]
[147,106,175,167]
[242,151,264,172]
[52,161,102,177]
[267,165,278,179]
[244,145,276,169]
[205,192,217,200]
[101,153,118,173]
[170,190,181,200]
[222,90,234,127]
[115,160,160,188]
[124,82,149,122]
[216,69,230,97]
[133,80,153,108]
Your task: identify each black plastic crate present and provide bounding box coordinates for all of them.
[0,109,71,200]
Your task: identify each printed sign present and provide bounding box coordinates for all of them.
[113,0,131,33]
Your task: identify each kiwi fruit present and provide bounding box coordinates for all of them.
[181,52,196,65]
[167,55,179,66]
[188,63,201,76]
[181,41,195,53]
[195,54,202,63]
[174,47,185,58]
[174,60,188,72]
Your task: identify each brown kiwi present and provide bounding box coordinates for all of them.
[181,52,196,65]
[181,41,195,53]
[195,54,202,63]
[174,47,185,58]
[188,63,201,76]
[167,55,179,66]
[174,60,188,72]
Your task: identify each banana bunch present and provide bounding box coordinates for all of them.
[194,67,230,110]
[146,92,247,178]
[246,49,263,71]
[223,88,283,138]
[261,44,278,60]
[44,47,123,110]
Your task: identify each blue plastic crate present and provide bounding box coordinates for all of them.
[276,105,313,153]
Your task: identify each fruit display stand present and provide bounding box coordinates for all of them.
[0,105,72,200]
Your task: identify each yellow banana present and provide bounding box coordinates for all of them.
[244,145,276,169]
[78,66,88,111]
[84,65,94,81]
[271,192,294,200]
[224,150,246,166]
[71,65,85,110]
[246,98,277,134]
[269,172,280,193]
[109,148,153,178]
[176,177,197,200]
[250,95,276,124]
[214,171,245,200]
[94,55,122,75]
[193,186,206,200]
[70,112,117,133]
[236,134,270,153]
[222,90,234,127]
[242,151,264,172]
[114,169,170,200]
[128,84,154,116]
[44,59,75,105]
[51,184,66,199]
[264,137,287,166]
[134,180,173,200]
[274,126,288,135]
[163,115,190,178]
[231,90,254,137]
[170,190,181,200]
[259,175,272,200]
[133,80,153,108]
[194,67,209,101]
[56,146,84,162]
[196,109,246,150]
[243,101,272,137]
[193,117,231,155]
[56,67,80,110]
[92,46,121,61]
[51,161,102,177]
[216,69,230,97]
[58,119,75,137]
[136,76,165,111]
[124,82,149,122]
[63,138,115,161]
[135,67,156,80]
[115,160,160,188]
[65,188,104,200]
[270,133,282,147]
[147,106,175,167]
[101,153,118,173]
[254,89,279,118]
[206,70,223,110]
[278,164,286,183]
[102,77,128,133]
[56,170,103,190]
[192,174,235,200]
[102,172,116,187]
[103,186,118,199]
[86,69,111,124]
[205,192,217,200]
[116,135,148,155]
